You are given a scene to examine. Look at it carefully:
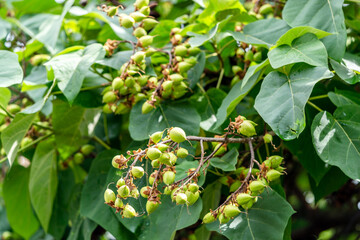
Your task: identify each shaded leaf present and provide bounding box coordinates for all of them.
[210,148,238,171]
[0,50,23,87]
[275,26,331,46]
[328,90,360,107]
[330,58,360,85]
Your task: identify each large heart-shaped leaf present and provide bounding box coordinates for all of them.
[254,64,333,140]
[129,100,201,141]
[275,26,331,46]
[311,106,360,180]
[206,189,295,240]
[29,139,58,232]
[283,0,346,61]
[0,50,23,87]
[268,33,328,69]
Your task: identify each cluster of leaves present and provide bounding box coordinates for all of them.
[0,0,359,239]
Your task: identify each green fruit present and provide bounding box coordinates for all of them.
[130,12,147,22]
[148,76,158,85]
[134,0,149,9]
[178,61,192,73]
[139,35,153,47]
[140,186,150,198]
[244,51,254,61]
[173,34,182,44]
[249,180,265,193]
[169,73,184,83]
[224,204,241,218]
[162,80,173,92]
[142,18,158,30]
[81,144,95,156]
[266,169,282,181]
[232,65,242,74]
[123,204,137,218]
[174,45,188,57]
[125,77,136,87]
[132,51,146,64]
[107,6,118,17]
[20,137,33,149]
[184,57,197,66]
[120,16,135,28]
[186,191,199,205]
[7,104,21,114]
[146,200,159,214]
[238,120,257,137]
[103,104,112,114]
[236,48,245,57]
[219,213,230,224]
[131,166,145,178]
[139,6,150,16]
[231,75,240,87]
[74,152,84,164]
[103,91,117,103]
[145,47,156,57]
[259,3,273,15]
[176,147,188,158]
[188,183,199,193]
[241,198,255,210]
[142,101,154,114]
[253,52,262,62]
[116,178,125,188]
[169,127,186,143]
[149,175,155,185]
[230,180,241,192]
[263,133,273,144]
[163,171,175,185]
[203,212,216,224]
[159,152,170,165]
[118,185,130,198]
[265,155,283,169]
[131,188,140,198]
[214,143,226,156]
[115,198,124,208]
[176,193,187,205]
[164,186,172,195]
[133,27,147,38]
[104,189,116,203]
[112,154,127,169]
[30,54,50,66]
[168,152,177,165]
[188,47,201,56]
[150,131,163,143]
[147,147,161,160]
[236,193,253,205]
[115,103,130,115]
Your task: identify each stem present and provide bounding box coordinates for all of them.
[309,94,328,101]
[186,133,274,143]
[0,104,14,119]
[265,142,270,157]
[216,68,224,89]
[256,148,263,163]
[93,136,111,150]
[307,101,323,112]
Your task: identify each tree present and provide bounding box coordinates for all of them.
[0,0,359,239]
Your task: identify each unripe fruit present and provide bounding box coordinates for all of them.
[119,86,129,95]
[176,147,188,158]
[148,76,158,85]
[263,133,273,144]
[236,193,253,205]
[163,171,175,185]
[238,120,257,137]
[115,198,124,208]
[146,200,159,214]
[264,155,283,169]
[7,104,21,114]
[178,61,192,73]
[241,198,255,210]
[214,143,226,156]
[159,152,170,165]
[186,191,199,205]
[130,12,147,22]
[30,54,50,66]
[171,187,179,200]
[142,101,154,114]
[188,47,201,56]
[142,18,158,30]
[219,213,230,224]
[147,147,161,160]
[162,80,173,92]
[224,204,241,218]
[140,186,150,198]
[259,3,273,15]
[134,0,149,9]
[145,47,157,57]
[168,152,177,165]
[176,193,187,205]
[112,155,127,169]
[203,212,216,224]
[131,188,140,198]
[157,143,169,152]
[173,34,182,44]
[164,186,172,195]
[169,127,186,143]
[131,166,145,178]
[150,131,163,143]
[134,27,147,38]
[104,189,116,203]
[107,6,118,17]
[103,91,117,103]
[169,73,184,83]
[120,16,135,28]
[20,137,33,149]
[118,185,130,198]
[244,51,254,61]
[253,52,262,62]
[116,178,125,188]
[188,183,199,193]
[230,180,241,192]
[139,35,153,47]
[131,51,146,64]
[139,6,150,16]
[74,152,84,164]
[249,180,265,193]
[149,175,155,185]
[236,48,245,57]
[232,65,242,74]
[123,204,137,218]
[184,57,197,66]
[115,103,130,115]
[266,169,282,181]
[174,45,188,57]
[81,144,95,156]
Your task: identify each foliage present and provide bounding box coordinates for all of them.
[0,0,359,239]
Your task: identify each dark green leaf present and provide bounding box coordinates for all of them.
[188,52,206,88]
[96,51,133,69]
[150,20,179,48]
[0,50,23,87]
[328,90,360,107]
[275,26,331,46]
[311,106,360,180]
[210,148,238,171]
[255,64,333,140]
[188,23,219,47]
[0,88,11,124]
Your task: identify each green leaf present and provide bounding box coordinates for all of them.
[52,100,87,159]
[138,196,203,240]
[80,150,134,239]
[0,18,11,40]
[12,0,60,15]
[45,44,105,103]
[96,50,133,69]
[0,50,23,87]
[311,106,360,180]
[210,148,238,171]
[0,87,11,123]
[283,0,346,61]
[67,216,97,240]
[29,139,58,232]
[3,165,40,239]
[328,90,360,107]
[268,33,328,69]
[275,26,331,46]
[213,60,269,130]
[129,100,201,141]
[227,19,291,48]
[188,23,219,47]
[188,52,206,88]
[1,113,36,165]
[206,189,295,240]
[330,58,360,84]
[150,20,179,48]
[255,64,333,140]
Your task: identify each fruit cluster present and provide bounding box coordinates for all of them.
[58,144,95,170]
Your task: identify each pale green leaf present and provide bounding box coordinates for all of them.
[0,50,23,87]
